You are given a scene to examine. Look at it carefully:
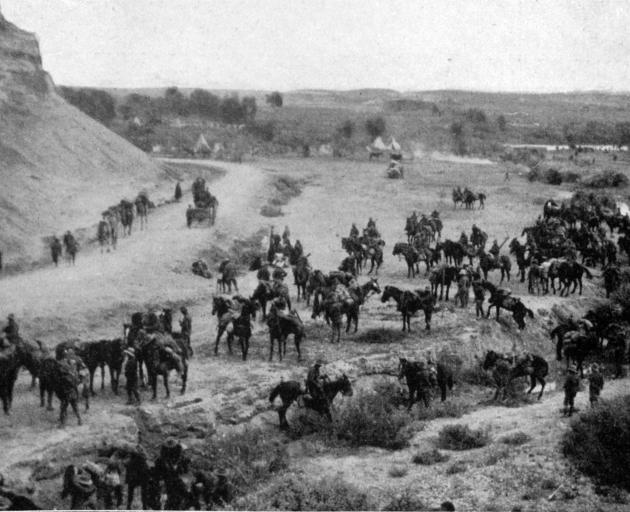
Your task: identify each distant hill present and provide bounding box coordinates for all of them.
[0,11,166,269]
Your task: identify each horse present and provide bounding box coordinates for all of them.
[217,260,238,293]
[137,332,187,399]
[381,285,435,332]
[482,351,548,400]
[366,240,385,275]
[228,297,258,361]
[398,358,437,410]
[556,260,592,296]
[14,338,48,389]
[478,251,512,283]
[212,296,237,355]
[343,279,381,333]
[341,237,365,274]
[602,264,621,298]
[251,280,291,320]
[452,187,464,209]
[97,219,113,253]
[393,242,422,278]
[293,255,312,301]
[119,200,134,236]
[482,282,534,329]
[73,339,124,396]
[509,238,530,283]
[561,330,600,376]
[527,264,547,295]
[267,311,304,362]
[269,374,353,429]
[429,264,458,300]
[135,196,148,231]
[440,240,465,267]
[39,357,85,425]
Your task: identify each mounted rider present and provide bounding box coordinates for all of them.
[155,438,190,510]
[179,306,192,354]
[458,231,468,247]
[3,314,19,344]
[306,362,329,404]
[489,239,501,262]
[349,223,359,239]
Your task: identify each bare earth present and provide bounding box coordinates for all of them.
[1,156,627,511]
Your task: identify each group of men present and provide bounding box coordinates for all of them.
[563,362,605,417]
[349,217,380,240]
[49,231,78,266]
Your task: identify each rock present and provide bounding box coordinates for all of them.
[136,401,216,439]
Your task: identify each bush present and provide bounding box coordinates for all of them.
[365,116,386,138]
[561,170,580,183]
[260,205,283,217]
[237,474,370,511]
[562,395,630,491]
[190,428,288,501]
[544,168,563,185]
[388,464,408,478]
[445,461,468,474]
[335,391,414,449]
[382,490,427,511]
[583,170,629,188]
[499,431,531,446]
[438,424,491,450]
[412,448,450,465]
[338,120,355,139]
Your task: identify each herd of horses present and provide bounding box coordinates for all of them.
[452,186,486,209]
[97,192,151,253]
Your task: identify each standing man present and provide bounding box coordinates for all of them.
[472,278,485,318]
[587,363,604,407]
[3,314,19,343]
[562,365,580,417]
[50,235,62,266]
[179,306,192,356]
[123,347,141,405]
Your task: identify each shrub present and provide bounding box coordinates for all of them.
[445,461,468,474]
[583,170,629,188]
[382,490,427,511]
[612,283,630,317]
[544,168,563,185]
[560,170,580,183]
[190,427,288,500]
[338,120,355,139]
[499,431,531,446]
[335,391,414,449]
[388,464,408,478]
[260,205,283,217]
[365,116,386,138]
[416,401,469,421]
[562,395,630,491]
[248,121,275,141]
[438,424,491,450]
[237,474,370,511]
[412,448,450,465]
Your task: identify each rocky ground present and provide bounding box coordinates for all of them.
[0,155,628,510]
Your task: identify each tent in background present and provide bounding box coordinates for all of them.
[193,134,212,155]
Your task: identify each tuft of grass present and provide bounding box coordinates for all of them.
[562,395,630,491]
[483,446,511,466]
[412,448,450,465]
[499,431,531,446]
[388,464,409,478]
[438,424,491,450]
[445,460,468,475]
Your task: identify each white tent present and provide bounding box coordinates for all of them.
[193,134,212,154]
[371,136,387,150]
[389,137,401,152]
[318,143,333,156]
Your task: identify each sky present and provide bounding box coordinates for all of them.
[3,0,630,92]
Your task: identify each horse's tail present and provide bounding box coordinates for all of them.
[526,307,534,319]
[269,383,282,403]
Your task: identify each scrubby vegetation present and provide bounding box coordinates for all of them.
[499,431,531,446]
[260,174,303,217]
[582,169,628,188]
[412,448,450,465]
[382,490,428,511]
[236,474,371,511]
[438,424,491,450]
[335,390,415,449]
[562,395,630,491]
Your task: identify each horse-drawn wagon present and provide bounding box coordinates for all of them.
[186,177,219,227]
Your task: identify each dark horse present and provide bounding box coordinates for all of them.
[482,282,534,330]
[478,251,512,283]
[39,357,85,426]
[230,297,258,361]
[561,330,600,376]
[482,350,548,400]
[293,255,312,302]
[398,358,436,410]
[429,264,458,300]
[556,260,593,296]
[0,343,22,414]
[268,312,304,362]
[251,281,291,320]
[268,374,353,429]
[381,285,435,332]
[138,332,188,399]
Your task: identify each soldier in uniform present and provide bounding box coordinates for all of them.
[124,348,141,405]
[3,314,19,343]
[306,362,329,404]
[472,277,485,318]
[51,235,63,266]
[349,223,359,239]
[489,239,501,261]
[562,365,580,417]
[179,306,192,355]
[587,363,604,407]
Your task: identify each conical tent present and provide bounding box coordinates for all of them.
[193,134,211,154]
[389,137,401,151]
[371,136,387,150]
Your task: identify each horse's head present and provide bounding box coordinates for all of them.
[339,374,353,397]
[381,286,394,303]
[397,357,408,379]
[482,350,498,370]
[367,278,381,295]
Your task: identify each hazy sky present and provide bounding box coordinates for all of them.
[3,0,630,92]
